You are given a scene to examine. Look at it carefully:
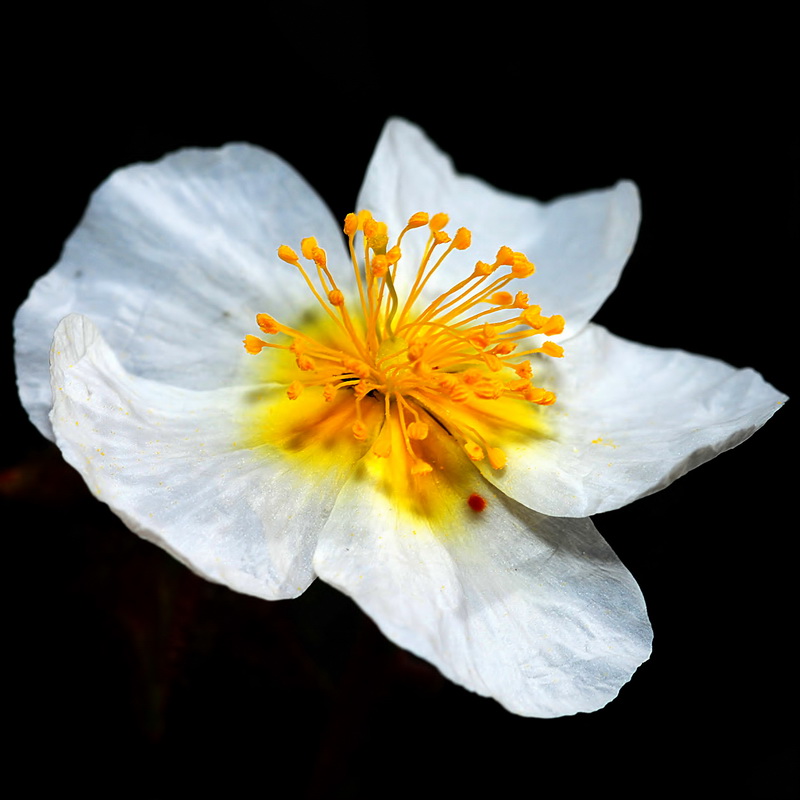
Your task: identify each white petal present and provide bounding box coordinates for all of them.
[478,324,788,517]
[17,143,347,440]
[313,425,651,718]
[48,313,354,600]
[356,117,639,335]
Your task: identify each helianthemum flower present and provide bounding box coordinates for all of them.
[15,118,786,718]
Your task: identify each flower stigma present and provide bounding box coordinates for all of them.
[243,211,565,520]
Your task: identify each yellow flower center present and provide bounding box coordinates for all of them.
[243,210,564,505]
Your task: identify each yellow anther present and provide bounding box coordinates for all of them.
[287,380,304,400]
[452,227,472,250]
[357,210,373,228]
[491,342,517,355]
[278,245,299,264]
[352,420,368,441]
[328,288,344,306]
[473,261,494,276]
[433,230,451,245]
[343,213,358,236]
[256,314,280,334]
[487,447,507,470]
[464,440,484,461]
[407,421,429,440]
[386,246,402,264]
[540,341,565,358]
[243,335,267,354]
[411,460,433,476]
[300,237,318,260]
[429,213,449,232]
[407,212,429,228]
[487,291,513,306]
[323,384,337,402]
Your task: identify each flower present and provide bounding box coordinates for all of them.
[14,118,786,718]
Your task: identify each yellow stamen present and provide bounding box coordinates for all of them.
[245,209,563,488]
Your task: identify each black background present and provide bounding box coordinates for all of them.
[4,19,796,798]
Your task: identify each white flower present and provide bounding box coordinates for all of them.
[14,118,786,718]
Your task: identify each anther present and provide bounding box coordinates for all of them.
[452,227,472,250]
[243,335,267,354]
[257,314,280,334]
[278,245,299,264]
[287,380,304,400]
[429,213,449,232]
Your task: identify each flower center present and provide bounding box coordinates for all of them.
[244,210,564,478]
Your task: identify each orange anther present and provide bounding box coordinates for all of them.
[487,447,507,470]
[429,212,449,232]
[464,440,484,461]
[296,354,316,371]
[300,237,318,259]
[540,341,565,358]
[343,213,358,236]
[407,212,429,228]
[243,335,267,354]
[487,291,513,306]
[278,245,299,264]
[256,314,280,334]
[495,246,515,266]
[453,227,472,250]
[407,421,429,440]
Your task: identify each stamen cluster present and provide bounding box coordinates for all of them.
[244,211,565,475]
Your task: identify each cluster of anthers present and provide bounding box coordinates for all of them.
[244,211,565,476]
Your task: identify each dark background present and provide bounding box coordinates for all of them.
[4,21,796,798]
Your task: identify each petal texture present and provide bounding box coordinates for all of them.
[48,314,355,600]
[18,143,347,440]
[313,425,652,717]
[478,324,788,517]
[357,118,640,337]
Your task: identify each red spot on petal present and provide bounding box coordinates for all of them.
[467,493,487,512]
